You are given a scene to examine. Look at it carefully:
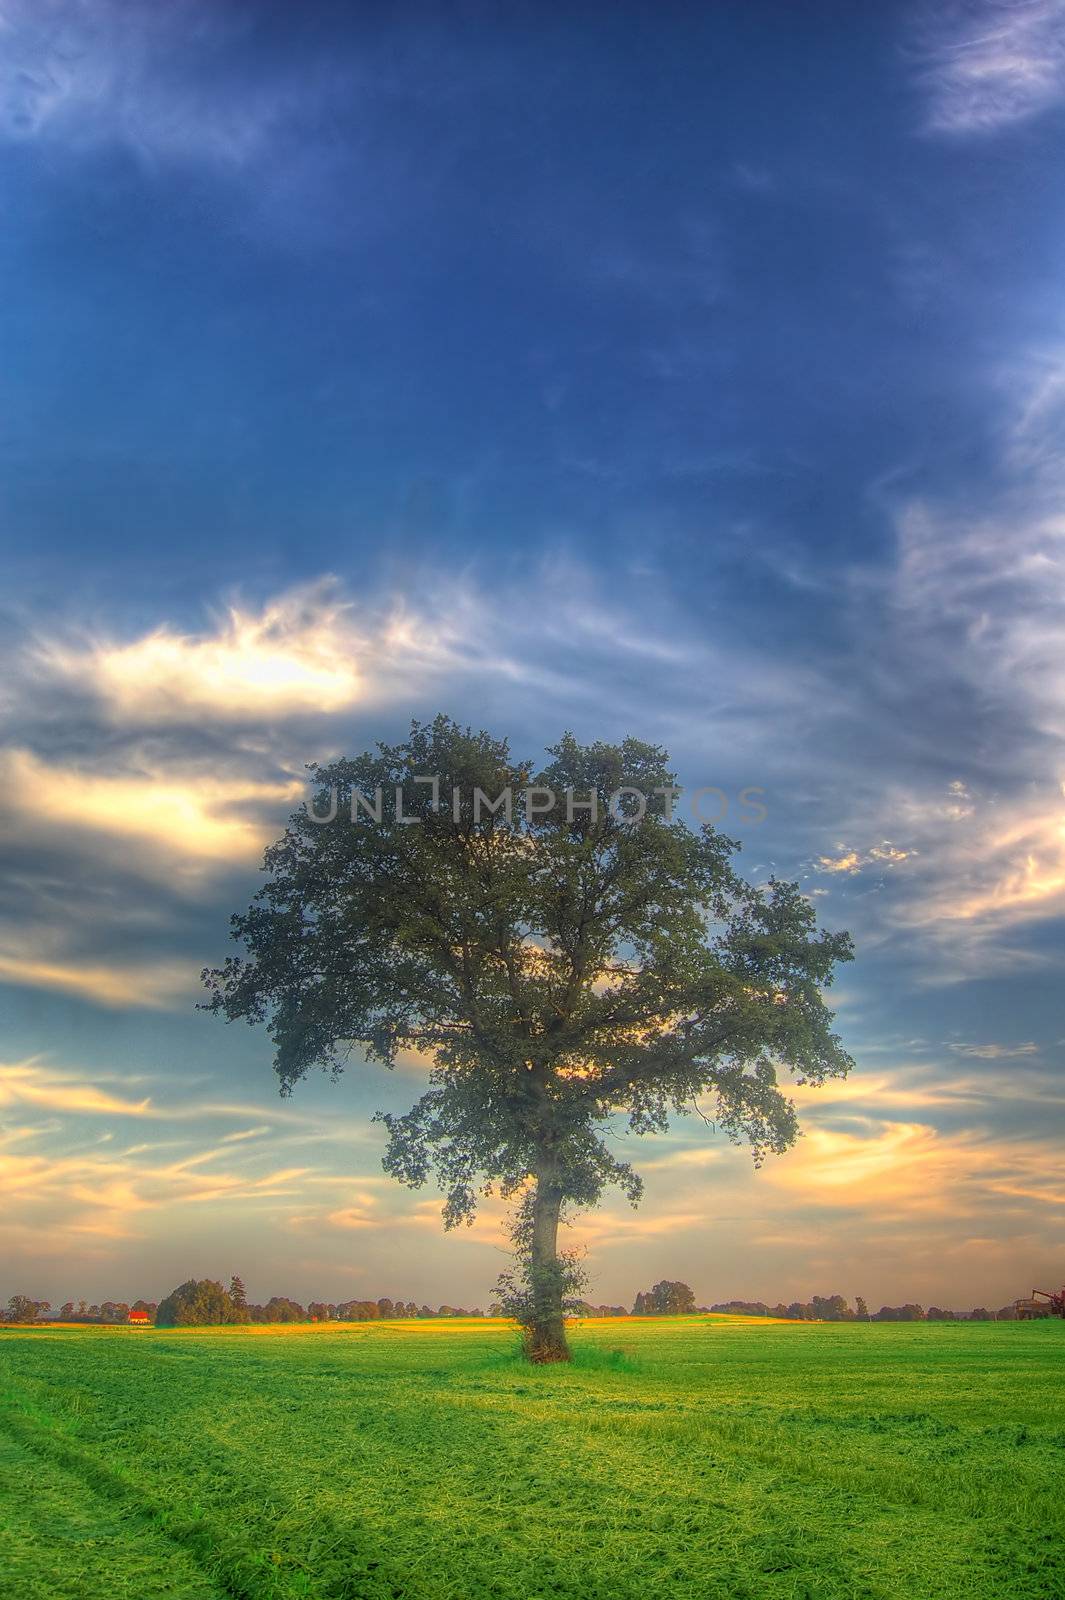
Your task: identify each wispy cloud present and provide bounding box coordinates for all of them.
[761,1116,1065,1217]
[0,1056,392,1257]
[914,0,1065,135]
[0,0,321,169]
[800,332,1065,973]
[0,1058,152,1115]
[0,945,195,1008]
[948,1039,1039,1058]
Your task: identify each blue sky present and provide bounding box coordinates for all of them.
[2,0,1065,1312]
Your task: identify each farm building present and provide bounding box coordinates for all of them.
[127,1309,151,1326]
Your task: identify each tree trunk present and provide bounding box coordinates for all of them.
[526,1174,570,1363]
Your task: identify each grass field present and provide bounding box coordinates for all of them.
[1,1315,1063,1600]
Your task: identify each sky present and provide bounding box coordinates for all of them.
[2,0,1065,1314]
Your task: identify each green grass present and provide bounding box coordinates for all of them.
[1,1316,1063,1599]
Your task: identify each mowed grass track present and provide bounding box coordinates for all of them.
[1,1317,1063,1600]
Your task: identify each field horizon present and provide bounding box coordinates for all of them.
[5,1311,803,1333]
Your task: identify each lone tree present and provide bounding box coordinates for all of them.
[156,1279,236,1327]
[202,717,853,1362]
[634,1281,697,1316]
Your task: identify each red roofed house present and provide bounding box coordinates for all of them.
[127,1309,151,1326]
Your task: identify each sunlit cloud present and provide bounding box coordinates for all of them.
[0,1060,371,1130]
[884,783,1065,943]
[42,583,362,723]
[0,747,301,866]
[0,1059,152,1116]
[575,1208,711,1242]
[0,946,195,1008]
[0,566,824,1029]
[763,1119,945,1201]
[817,843,915,875]
[0,1117,323,1252]
[326,1205,380,1231]
[948,1040,1038,1059]
[754,1113,1065,1225]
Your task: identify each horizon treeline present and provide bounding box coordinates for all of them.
[2,1280,1047,1326]
[1,1283,491,1327]
[630,1285,1025,1321]
[707,1295,1017,1321]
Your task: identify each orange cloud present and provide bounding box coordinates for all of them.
[0,948,194,1008]
[0,1060,153,1115]
[0,747,300,867]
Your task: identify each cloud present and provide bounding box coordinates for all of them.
[763,1118,946,1202]
[817,779,1065,959]
[803,336,1065,972]
[3,462,1063,1003]
[0,1059,153,1115]
[768,1117,1065,1217]
[0,947,194,1007]
[558,1099,1065,1309]
[0,0,318,169]
[0,1059,378,1129]
[41,583,363,724]
[0,1058,383,1252]
[947,1040,1039,1058]
[914,0,1065,135]
[0,747,302,865]
[817,843,915,875]
[0,566,799,1010]
[325,1204,382,1232]
[0,1142,310,1242]
[27,561,829,747]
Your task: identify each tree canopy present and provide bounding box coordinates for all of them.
[155,1279,241,1328]
[203,717,854,1359]
[634,1281,697,1315]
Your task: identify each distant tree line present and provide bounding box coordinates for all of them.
[584,1285,1013,1321]
[2,1281,1049,1326]
[710,1294,869,1320]
[2,1295,52,1324]
[591,1285,1008,1321]
[1,1295,159,1325]
[708,1296,1021,1321]
[154,1278,489,1327]
[0,1297,158,1325]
